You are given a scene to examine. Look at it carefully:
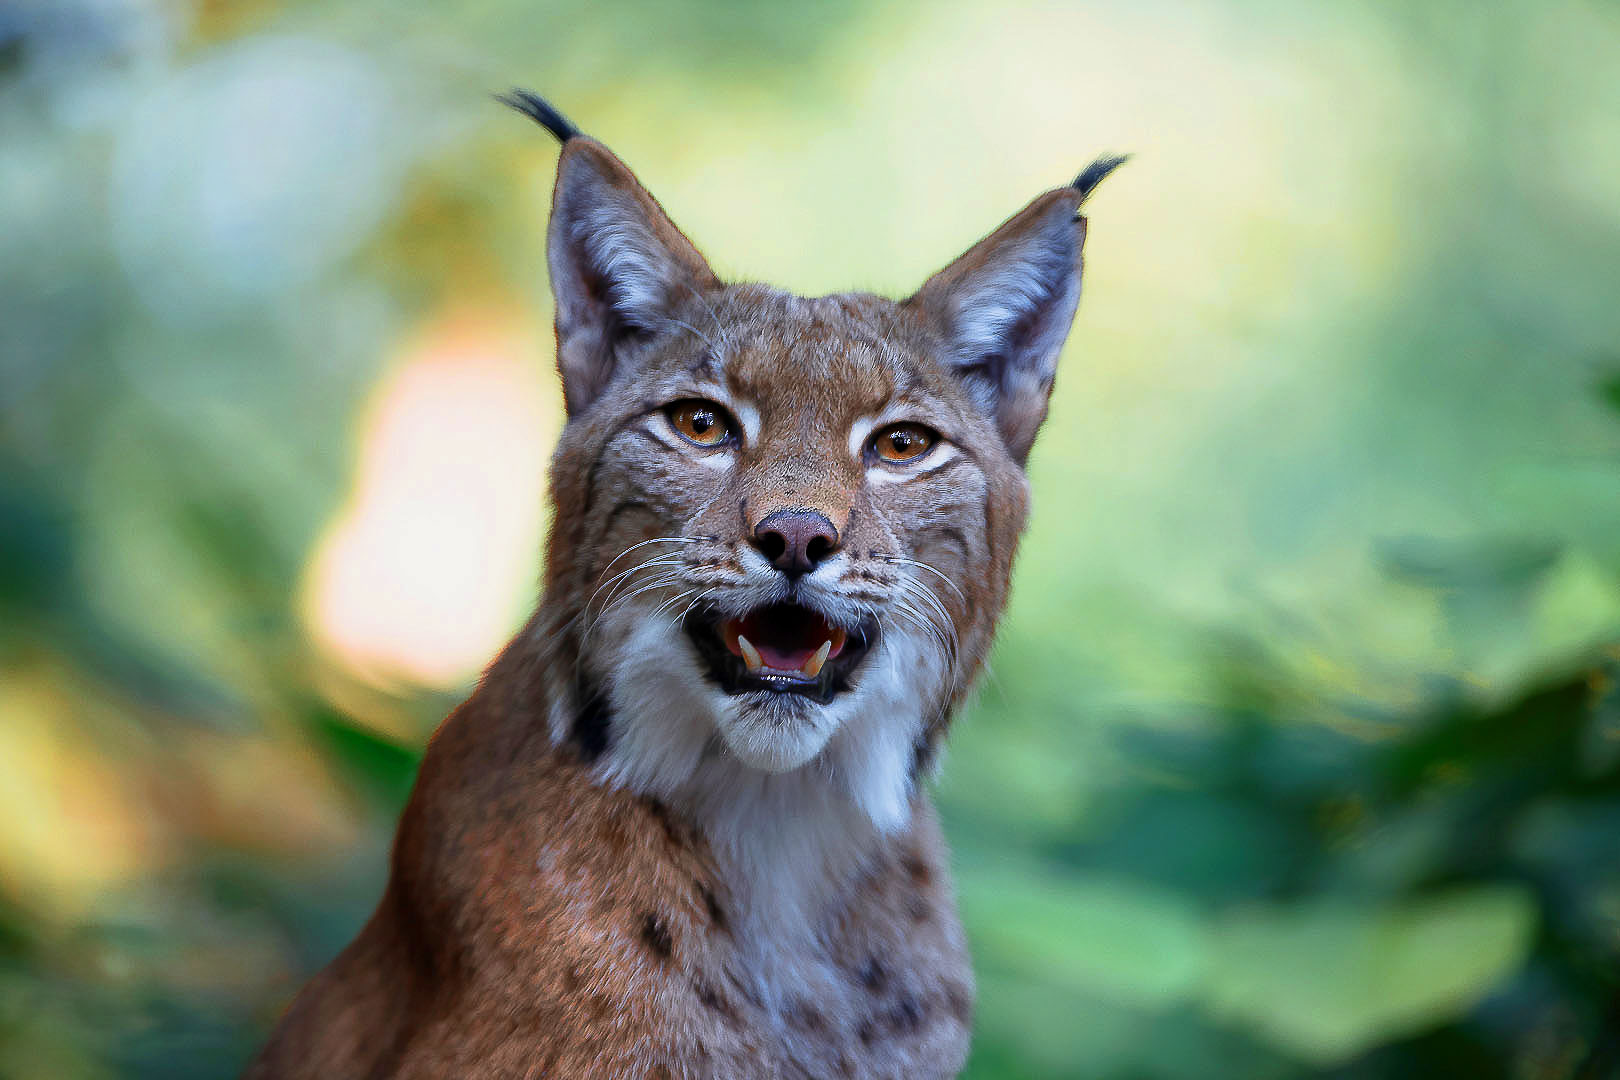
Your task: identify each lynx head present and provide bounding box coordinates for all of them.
[506,92,1122,830]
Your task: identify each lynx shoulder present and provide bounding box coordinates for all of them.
[247,92,1122,1080]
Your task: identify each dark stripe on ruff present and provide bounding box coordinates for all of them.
[571,679,613,763]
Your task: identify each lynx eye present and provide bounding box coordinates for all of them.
[664,399,734,448]
[870,423,938,464]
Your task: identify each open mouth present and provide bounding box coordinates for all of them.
[684,601,875,703]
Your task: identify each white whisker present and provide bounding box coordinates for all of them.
[876,554,966,606]
[596,536,706,581]
[666,317,715,351]
[680,280,731,354]
[652,587,702,622]
[589,555,684,610]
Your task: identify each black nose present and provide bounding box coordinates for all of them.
[752,509,839,577]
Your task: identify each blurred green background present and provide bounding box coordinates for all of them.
[5,0,1620,1076]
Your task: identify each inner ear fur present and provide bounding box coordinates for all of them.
[906,188,1089,464]
[547,138,719,416]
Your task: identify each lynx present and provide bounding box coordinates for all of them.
[248,90,1123,1079]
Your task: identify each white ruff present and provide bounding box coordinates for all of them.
[582,605,943,989]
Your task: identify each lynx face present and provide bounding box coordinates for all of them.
[521,102,1121,828]
[560,287,1021,783]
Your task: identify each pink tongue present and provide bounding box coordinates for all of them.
[757,642,813,670]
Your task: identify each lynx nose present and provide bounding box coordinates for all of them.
[752,509,839,578]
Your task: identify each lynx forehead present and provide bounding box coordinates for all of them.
[246,90,1122,1079]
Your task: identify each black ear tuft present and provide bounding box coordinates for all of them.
[1072,154,1130,204]
[496,88,582,144]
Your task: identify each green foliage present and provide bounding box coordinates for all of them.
[947,651,1620,1077]
[306,707,422,811]
[3,0,1620,1077]
[1602,375,1620,416]
[1205,888,1536,1063]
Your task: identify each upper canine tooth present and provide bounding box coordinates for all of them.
[737,635,763,673]
[802,639,833,678]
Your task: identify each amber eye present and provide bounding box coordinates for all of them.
[665,399,733,447]
[870,423,937,464]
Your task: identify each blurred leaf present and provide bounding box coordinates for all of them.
[969,970,1299,1080]
[1063,790,1304,905]
[958,862,1208,1010]
[1599,374,1620,415]
[0,895,37,967]
[1379,673,1592,797]
[0,476,73,617]
[306,705,420,811]
[1376,536,1562,593]
[1205,887,1537,1065]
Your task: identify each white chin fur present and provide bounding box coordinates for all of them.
[586,603,943,834]
[716,692,839,773]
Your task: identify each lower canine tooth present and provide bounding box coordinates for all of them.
[802,639,833,678]
[737,635,763,673]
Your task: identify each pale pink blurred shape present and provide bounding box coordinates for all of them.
[303,316,558,689]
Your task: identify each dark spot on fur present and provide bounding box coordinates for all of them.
[784,997,827,1034]
[697,882,730,934]
[837,1054,857,1078]
[918,523,970,557]
[858,954,888,993]
[695,979,740,1025]
[599,816,630,856]
[571,680,613,763]
[598,499,652,540]
[726,969,766,1011]
[857,1019,877,1046]
[946,984,973,1024]
[639,912,673,960]
[910,732,937,782]
[642,796,685,847]
[907,894,932,924]
[577,444,615,524]
[901,852,932,888]
[886,994,926,1034]
[562,965,582,993]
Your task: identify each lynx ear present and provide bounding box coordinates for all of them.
[508,93,718,416]
[908,156,1126,463]
[546,139,719,414]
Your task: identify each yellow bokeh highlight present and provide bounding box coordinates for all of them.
[301,310,560,690]
[0,671,166,922]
